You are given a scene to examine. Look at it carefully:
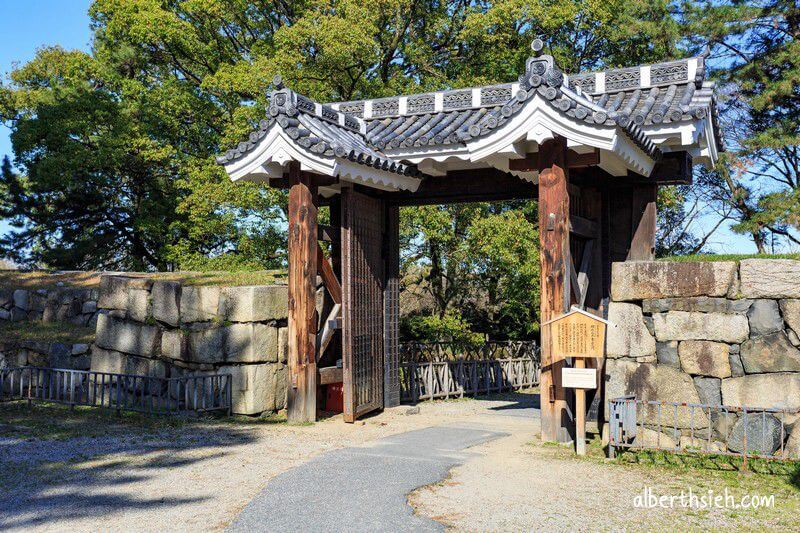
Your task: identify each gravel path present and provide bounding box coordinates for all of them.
[409,424,799,531]
[229,426,507,532]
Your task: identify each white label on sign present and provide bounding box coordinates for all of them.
[562,368,597,389]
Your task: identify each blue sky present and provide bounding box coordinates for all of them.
[0,2,763,254]
[0,0,93,237]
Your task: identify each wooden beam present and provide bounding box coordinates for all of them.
[569,215,599,239]
[286,161,319,423]
[628,185,657,261]
[318,224,340,243]
[537,136,572,444]
[319,366,343,386]
[317,243,342,304]
[576,240,594,309]
[509,149,600,172]
[642,151,693,185]
[316,303,342,361]
[385,168,536,206]
[271,172,339,189]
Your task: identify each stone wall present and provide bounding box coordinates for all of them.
[91,275,290,415]
[0,341,92,371]
[0,287,99,326]
[0,286,98,371]
[606,259,800,457]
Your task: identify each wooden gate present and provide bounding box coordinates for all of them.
[341,187,384,422]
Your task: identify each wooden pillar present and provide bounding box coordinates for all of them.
[287,162,318,423]
[384,202,401,408]
[628,184,657,261]
[538,137,572,443]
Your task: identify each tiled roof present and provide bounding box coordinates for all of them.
[216,78,423,178]
[334,54,717,155]
[218,41,721,175]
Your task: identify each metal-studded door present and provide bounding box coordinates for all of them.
[341,187,384,422]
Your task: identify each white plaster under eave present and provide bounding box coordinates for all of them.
[221,124,422,192]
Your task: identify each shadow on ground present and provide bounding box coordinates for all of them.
[485,391,541,411]
[0,402,259,529]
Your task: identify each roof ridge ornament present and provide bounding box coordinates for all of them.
[531,38,545,56]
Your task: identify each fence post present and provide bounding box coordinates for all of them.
[427,361,434,401]
[741,408,749,472]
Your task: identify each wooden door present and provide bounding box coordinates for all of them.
[341,187,384,422]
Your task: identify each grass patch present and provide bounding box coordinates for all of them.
[162,270,287,287]
[659,253,800,262]
[0,402,193,440]
[538,437,800,528]
[0,270,102,290]
[0,401,287,441]
[0,269,287,290]
[0,321,95,344]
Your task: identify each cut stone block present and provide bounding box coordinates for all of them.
[692,376,721,405]
[606,302,656,358]
[728,414,783,455]
[95,314,160,358]
[781,299,800,337]
[225,323,279,363]
[0,289,13,309]
[90,346,127,374]
[72,343,90,355]
[278,327,288,364]
[218,363,279,415]
[739,332,800,373]
[611,261,737,301]
[634,427,677,449]
[652,311,749,343]
[161,330,187,361]
[605,360,709,428]
[221,285,288,322]
[747,299,783,337]
[152,281,181,326]
[722,373,800,410]
[127,288,151,323]
[98,275,131,310]
[729,350,745,377]
[643,297,752,315]
[12,290,30,311]
[679,340,731,378]
[785,427,800,459]
[656,341,679,367]
[180,286,220,323]
[82,300,97,315]
[186,327,225,364]
[740,259,800,298]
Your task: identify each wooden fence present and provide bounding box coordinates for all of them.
[400,356,540,403]
[400,340,538,362]
[0,367,231,416]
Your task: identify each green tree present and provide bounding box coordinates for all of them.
[0,0,701,339]
[684,0,800,251]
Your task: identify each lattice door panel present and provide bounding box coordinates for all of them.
[341,188,384,422]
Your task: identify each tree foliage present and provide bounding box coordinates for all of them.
[0,0,749,338]
[684,0,800,252]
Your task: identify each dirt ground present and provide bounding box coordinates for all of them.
[410,423,800,531]
[2,393,799,532]
[0,394,532,532]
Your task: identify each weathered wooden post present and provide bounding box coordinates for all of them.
[538,136,572,443]
[287,161,319,423]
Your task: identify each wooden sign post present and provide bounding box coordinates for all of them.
[542,307,609,456]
